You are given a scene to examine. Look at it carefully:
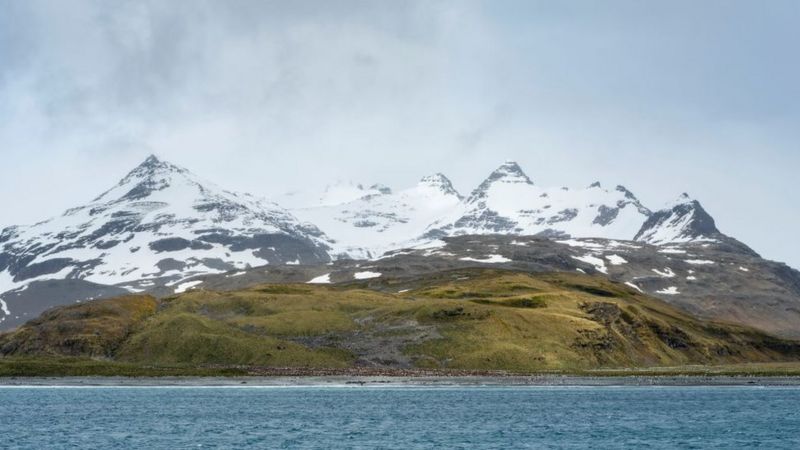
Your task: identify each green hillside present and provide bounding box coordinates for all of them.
[2,269,800,376]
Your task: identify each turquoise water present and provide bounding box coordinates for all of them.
[1,386,799,449]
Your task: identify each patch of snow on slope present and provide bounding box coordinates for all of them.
[557,240,606,250]
[426,251,456,257]
[13,284,29,294]
[605,241,643,250]
[606,254,628,265]
[656,286,680,295]
[175,280,203,294]
[413,240,446,250]
[739,266,750,272]
[0,271,20,299]
[652,268,676,278]
[354,271,382,280]
[572,255,608,274]
[686,259,715,265]
[307,273,331,284]
[459,255,512,264]
[624,282,643,293]
[659,248,687,254]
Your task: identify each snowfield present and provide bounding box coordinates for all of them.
[572,255,608,274]
[652,268,677,278]
[174,280,203,294]
[459,255,512,264]
[656,286,681,295]
[606,254,628,265]
[624,282,644,293]
[307,273,332,284]
[354,271,382,280]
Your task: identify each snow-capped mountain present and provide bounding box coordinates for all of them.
[635,193,721,244]
[289,173,463,258]
[282,161,669,256]
[275,181,392,209]
[0,156,331,300]
[1,155,744,329]
[424,161,653,242]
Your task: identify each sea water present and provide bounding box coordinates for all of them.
[1,386,799,449]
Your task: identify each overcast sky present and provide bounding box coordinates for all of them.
[1,0,798,268]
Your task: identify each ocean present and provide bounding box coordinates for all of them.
[2,385,799,449]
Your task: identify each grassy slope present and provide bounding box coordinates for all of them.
[2,269,800,376]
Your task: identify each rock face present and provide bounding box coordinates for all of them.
[0,155,331,326]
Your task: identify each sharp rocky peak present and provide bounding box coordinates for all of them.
[634,192,720,243]
[658,193,704,211]
[130,154,187,176]
[418,173,461,197]
[91,154,206,205]
[615,185,636,198]
[489,161,533,185]
[467,161,533,202]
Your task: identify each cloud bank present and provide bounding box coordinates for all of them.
[1,0,798,267]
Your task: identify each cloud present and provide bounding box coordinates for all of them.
[0,0,798,268]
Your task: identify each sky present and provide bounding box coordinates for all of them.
[1,0,798,268]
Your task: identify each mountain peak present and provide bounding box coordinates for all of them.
[635,194,719,244]
[91,155,197,204]
[418,173,461,197]
[466,161,533,202]
[142,154,160,165]
[492,161,533,184]
[130,154,186,176]
[657,193,696,210]
[615,185,635,199]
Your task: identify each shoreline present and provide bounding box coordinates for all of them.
[4,375,800,387]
